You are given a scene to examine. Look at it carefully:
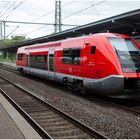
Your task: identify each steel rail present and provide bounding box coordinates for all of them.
[0,88,52,139]
[0,74,107,139]
[1,65,140,116]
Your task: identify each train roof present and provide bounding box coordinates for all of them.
[17,33,131,53]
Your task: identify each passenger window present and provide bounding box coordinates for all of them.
[62,48,81,65]
[91,46,96,54]
[18,53,23,61]
[30,55,47,70]
[62,48,72,64]
[71,48,81,65]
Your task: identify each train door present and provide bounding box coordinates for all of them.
[26,52,30,73]
[48,49,55,80]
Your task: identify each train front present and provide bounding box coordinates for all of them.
[108,34,140,97]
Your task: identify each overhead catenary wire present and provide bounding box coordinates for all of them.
[24,1,76,36]
[24,23,79,35]
[0,1,11,16]
[1,1,23,39]
[89,0,102,19]
[5,26,19,38]
[26,25,47,35]
[25,0,106,36]
[62,0,105,20]
[3,1,23,21]
[31,1,75,22]
[4,1,106,38]
[0,1,16,18]
[3,1,75,38]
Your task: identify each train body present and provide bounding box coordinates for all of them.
[16,33,140,97]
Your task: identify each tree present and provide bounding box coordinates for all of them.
[2,35,28,48]
[2,38,12,48]
[11,35,26,43]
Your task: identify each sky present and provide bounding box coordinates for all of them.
[0,0,140,39]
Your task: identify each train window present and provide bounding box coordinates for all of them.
[62,48,72,64]
[18,53,23,61]
[62,48,81,65]
[91,46,96,54]
[63,48,71,56]
[71,48,81,65]
[30,55,47,70]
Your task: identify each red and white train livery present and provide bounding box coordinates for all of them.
[16,33,140,97]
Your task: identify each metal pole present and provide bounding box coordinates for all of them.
[0,21,2,40]
[3,21,6,38]
[0,21,3,48]
[54,0,62,33]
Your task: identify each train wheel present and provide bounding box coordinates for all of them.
[63,77,68,87]
[73,80,86,95]
[67,82,73,90]
[78,81,86,95]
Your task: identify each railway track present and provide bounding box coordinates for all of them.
[1,64,140,138]
[110,98,140,114]
[0,63,19,74]
[1,65,140,115]
[0,74,107,139]
[89,95,140,115]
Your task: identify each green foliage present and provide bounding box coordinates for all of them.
[2,38,12,48]
[0,52,16,63]
[12,35,26,43]
[2,35,27,48]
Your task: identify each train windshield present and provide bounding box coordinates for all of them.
[108,38,140,73]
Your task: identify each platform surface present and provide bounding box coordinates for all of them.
[0,103,24,139]
[0,92,41,139]
[0,62,16,68]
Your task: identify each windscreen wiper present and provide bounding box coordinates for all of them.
[113,46,137,61]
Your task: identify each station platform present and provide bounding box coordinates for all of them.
[0,62,16,68]
[0,92,41,139]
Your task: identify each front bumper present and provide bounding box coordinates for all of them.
[83,75,140,97]
[83,75,124,95]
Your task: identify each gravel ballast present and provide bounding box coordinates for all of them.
[0,64,140,138]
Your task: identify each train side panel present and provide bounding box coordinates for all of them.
[54,38,85,85]
[16,33,140,97]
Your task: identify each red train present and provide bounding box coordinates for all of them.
[16,33,140,97]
